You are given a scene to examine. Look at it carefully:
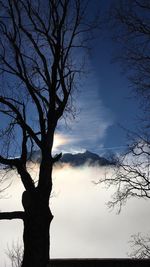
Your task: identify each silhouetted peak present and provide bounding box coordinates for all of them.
[60,150,114,166]
[28,150,115,167]
[84,150,100,159]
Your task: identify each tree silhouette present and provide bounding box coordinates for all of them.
[129,233,150,259]
[6,242,23,267]
[96,0,150,257]
[0,1,97,266]
[98,0,150,212]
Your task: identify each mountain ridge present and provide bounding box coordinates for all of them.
[30,150,115,167]
[60,150,115,166]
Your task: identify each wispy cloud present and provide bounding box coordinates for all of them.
[56,74,114,153]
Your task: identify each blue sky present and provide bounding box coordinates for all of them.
[54,2,140,156]
[0,0,141,157]
[0,1,149,263]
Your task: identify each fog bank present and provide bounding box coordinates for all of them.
[0,165,150,266]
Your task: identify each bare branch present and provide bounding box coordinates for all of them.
[6,241,23,267]
[0,96,41,148]
[0,155,19,167]
[0,211,24,220]
[96,0,150,213]
[129,233,150,259]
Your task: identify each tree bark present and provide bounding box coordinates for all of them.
[21,189,53,267]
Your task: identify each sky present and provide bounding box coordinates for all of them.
[50,0,141,156]
[0,0,149,265]
[0,0,141,157]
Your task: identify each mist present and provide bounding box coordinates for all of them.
[0,164,150,266]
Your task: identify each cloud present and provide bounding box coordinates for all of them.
[53,133,73,153]
[56,74,114,153]
[51,165,150,258]
[0,164,150,263]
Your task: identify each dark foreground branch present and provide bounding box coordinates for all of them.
[0,211,24,220]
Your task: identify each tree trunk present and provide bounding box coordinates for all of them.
[21,189,53,267]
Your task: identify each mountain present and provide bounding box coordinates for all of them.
[28,150,115,166]
[60,150,114,166]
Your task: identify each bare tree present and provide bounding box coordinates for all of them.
[98,0,150,211]
[6,242,23,267]
[0,169,10,198]
[97,0,150,257]
[110,0,150,114]
[98,138,150,213]
[0,1,97,266]
[128,233,150,259]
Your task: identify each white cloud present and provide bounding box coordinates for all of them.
[0,165,150,263]
[51,165,150,258]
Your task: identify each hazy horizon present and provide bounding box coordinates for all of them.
[0,163,150,266]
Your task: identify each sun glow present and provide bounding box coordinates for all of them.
[53,133,70,152]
